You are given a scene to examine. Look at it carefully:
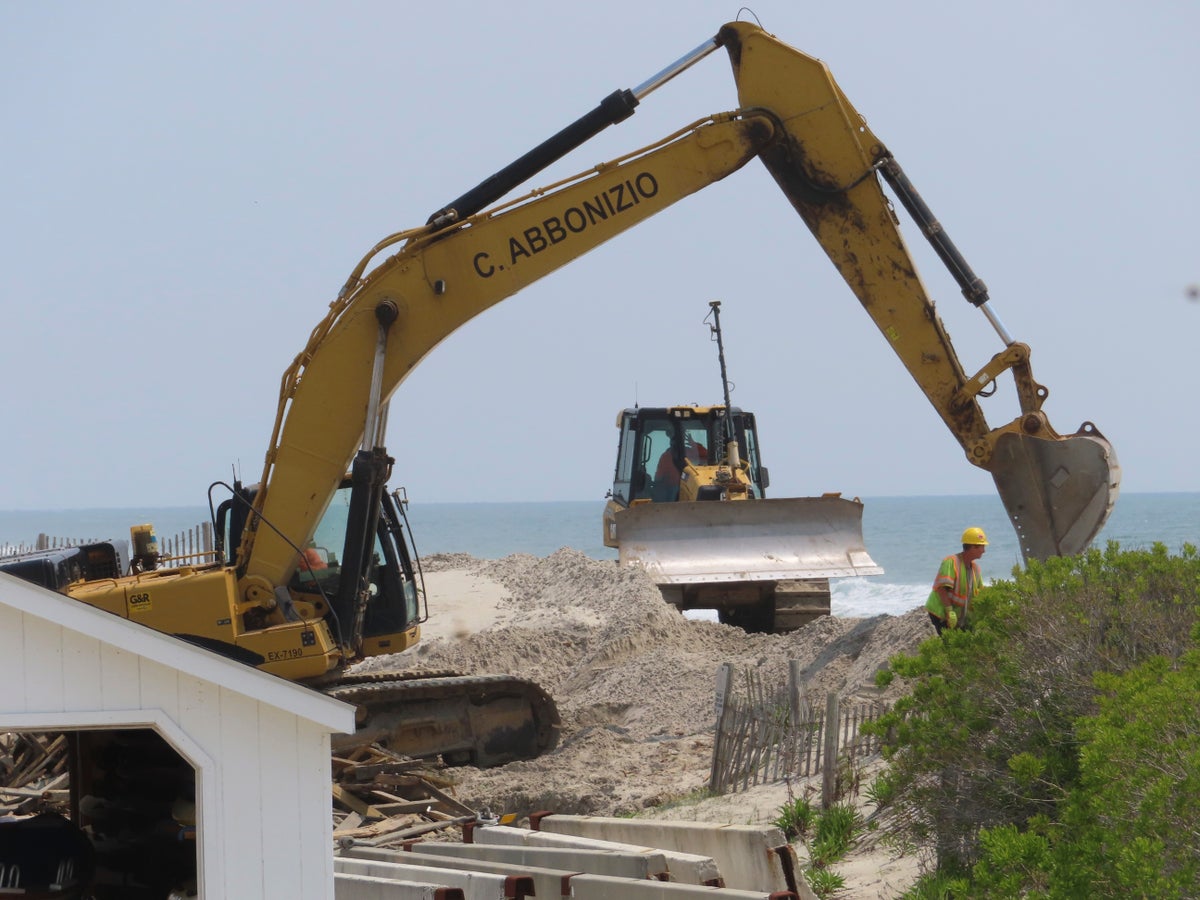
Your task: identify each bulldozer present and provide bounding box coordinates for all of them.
[2,19,1118,769]
[604,301,882,632]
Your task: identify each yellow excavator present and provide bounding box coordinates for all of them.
[1,20,1118,765]
[603,300,883,633]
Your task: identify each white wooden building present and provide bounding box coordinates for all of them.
[0,571,355,899]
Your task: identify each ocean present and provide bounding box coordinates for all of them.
[2,493,1196,620]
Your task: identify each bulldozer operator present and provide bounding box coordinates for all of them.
[655,430,709,498]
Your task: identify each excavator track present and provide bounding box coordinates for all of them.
[323,671,561,769]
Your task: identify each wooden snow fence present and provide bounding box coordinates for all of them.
[158,522,217,566]
[708,662,887,805]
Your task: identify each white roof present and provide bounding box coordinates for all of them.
[0,571,354,732]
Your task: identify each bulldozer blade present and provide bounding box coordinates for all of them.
[614,495,882,585]
[989,423,1120,562]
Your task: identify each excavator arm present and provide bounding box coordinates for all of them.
[717,22,1118,560]
[240,20,1117,598]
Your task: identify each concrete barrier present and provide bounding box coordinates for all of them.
[335,856,533,900]
[343,846,576,900]
[532,814,808,898]
[468,823,722,886]
[334,872,465,900]
[412,838,670,880]
[569,873,799,900]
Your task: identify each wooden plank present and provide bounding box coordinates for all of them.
[334,783,374,817]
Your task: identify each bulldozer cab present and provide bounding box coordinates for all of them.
[612,406,767,507]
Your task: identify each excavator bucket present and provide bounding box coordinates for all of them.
[613,495,882,585]
[988,423,1120,562]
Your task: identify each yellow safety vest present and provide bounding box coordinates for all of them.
[925,553,981,623]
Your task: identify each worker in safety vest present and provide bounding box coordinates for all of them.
[925,526,987,634]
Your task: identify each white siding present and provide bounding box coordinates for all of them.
[61,626,104,709]
[220,688,265,895]
[178,676,223,898]
[140,657,183,719]
[296,718,340,900]
[23,614,64,711]
[0,575,351,900]
[98,641,142,709]
[260,702,304,898]
[0,607,28,701]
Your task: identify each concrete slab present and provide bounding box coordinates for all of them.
[342,846,577,900]
[336,856,532,900]
[532,814,809,898]
[468,823,722,886]
[413,838,670,880]
[334,872,465,900]
[569,873,799,900]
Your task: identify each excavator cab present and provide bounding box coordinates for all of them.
[215,478,425,661]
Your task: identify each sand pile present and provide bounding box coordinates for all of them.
[357,548,930,822]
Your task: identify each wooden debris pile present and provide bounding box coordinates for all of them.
[331,743,479,850]
[1,732,481,854]
[0,732,70,817]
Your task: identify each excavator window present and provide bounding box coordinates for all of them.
[362,496,423,636]
[289,488,352,596]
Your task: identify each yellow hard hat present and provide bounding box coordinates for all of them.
[962,526,989,546]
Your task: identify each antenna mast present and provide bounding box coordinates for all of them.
[706,300,740,468]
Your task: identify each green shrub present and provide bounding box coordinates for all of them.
[865,767,898,809]
[804,865,846,898]
[1052,651,1200,897]
[867,543,1200,891]
[808,803,862,866]
[970,823,1051,897]
[899,868,970,899]
[773,794,816,840]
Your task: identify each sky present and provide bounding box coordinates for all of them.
[2,1,1197,510]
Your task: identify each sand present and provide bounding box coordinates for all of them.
[351,548,930,896]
